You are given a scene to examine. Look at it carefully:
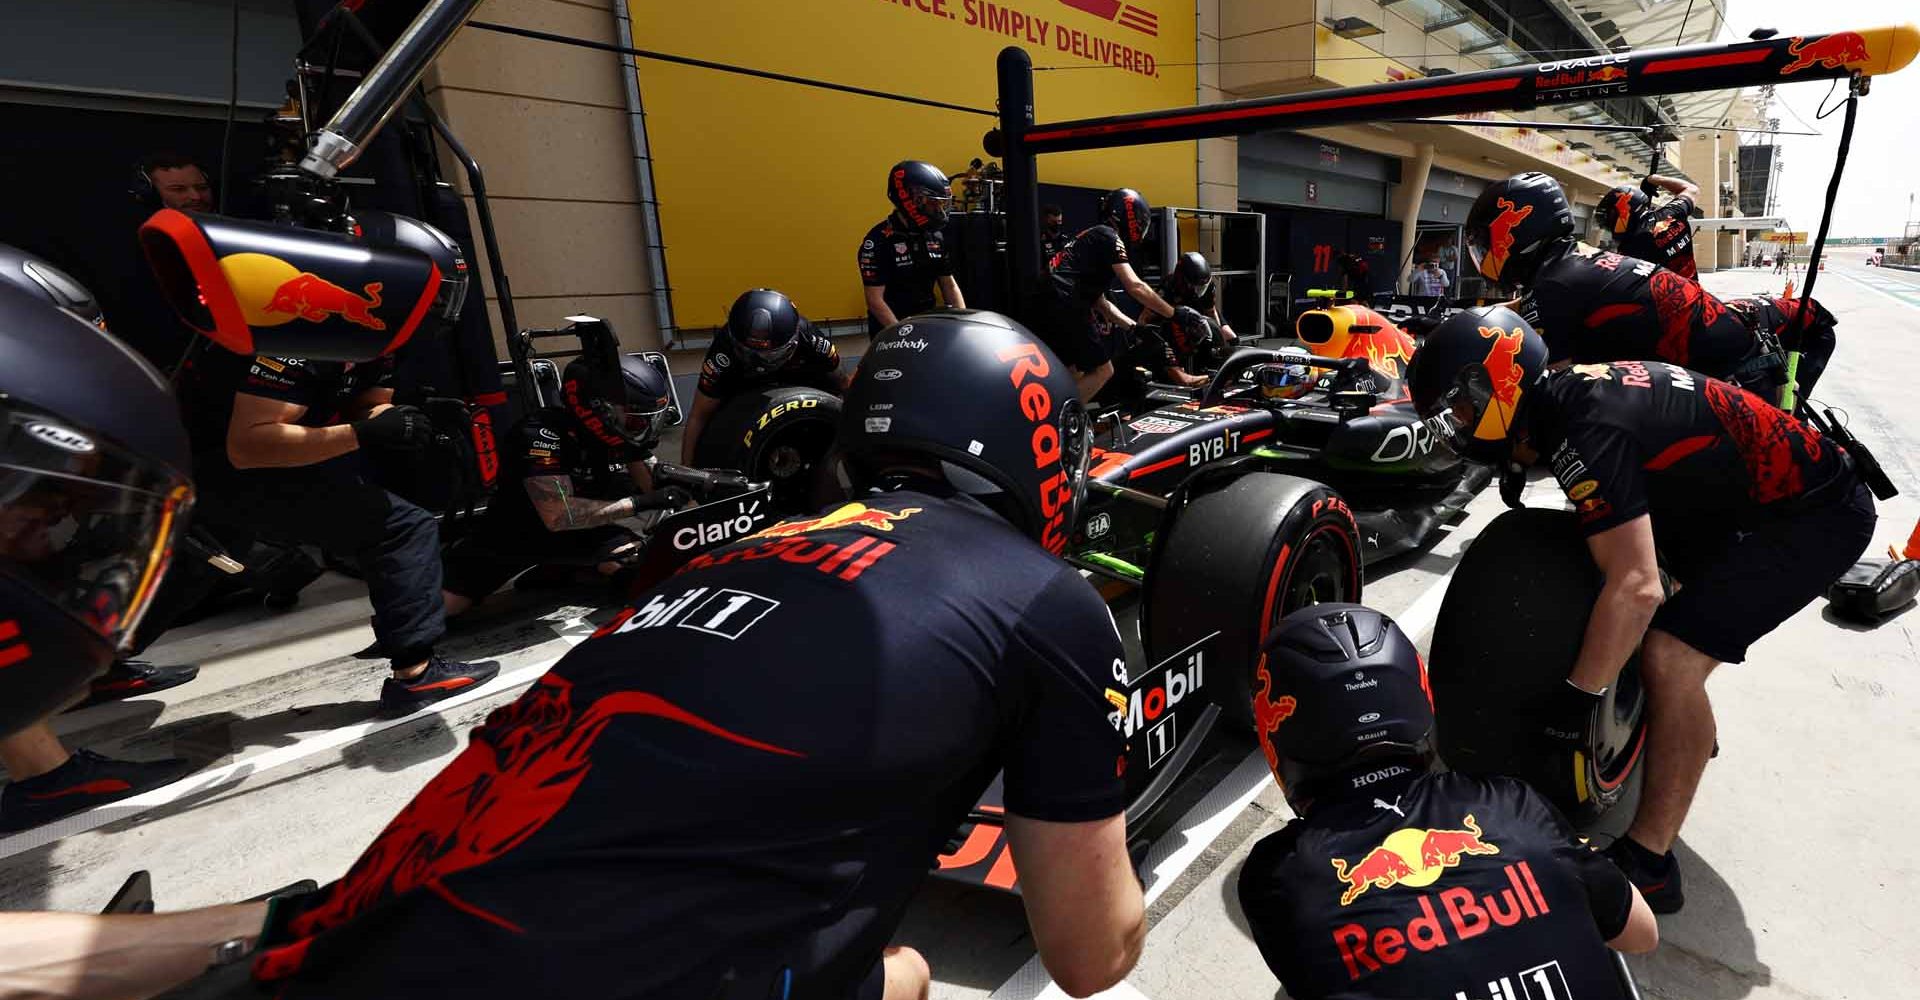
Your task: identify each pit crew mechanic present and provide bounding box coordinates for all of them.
[440,353,691,616]
[859,160,965,337]
[1238,604,1656,999]
[680,288,851,466]
[1407,306,1876,913]
[184,345,497,717]
[1036,188,1179,401]
[1465,172,1836,403]
[0,313,1146,1000]
[1162,252,1238,367]
[1097,305,1213,410]
[1595,174,1702,282]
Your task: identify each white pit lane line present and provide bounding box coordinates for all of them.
[0,609,601,863]
[991,566,1461,1000]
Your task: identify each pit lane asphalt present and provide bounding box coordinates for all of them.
[2,254,1914,1000]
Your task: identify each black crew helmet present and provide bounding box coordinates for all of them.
[562,352,674,451]
[1464,172,1575,286]
[1594,185,1652,237]
[1171,251,1212,299]
[839,311,1091,555]
[0,256,194,737]
[1254,603,1436,813]
[1101,188,1153,245]
[886,160,953,230]
[724,289,806,376]
[1404,305,1549,467]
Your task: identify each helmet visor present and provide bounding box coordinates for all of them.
[1433,363,1514,455]
[911,191,952,227]
[1465,231,1493,281]
[1260,362,1314,400]
[0,402,192,650]
[620,397,672,446]
[738,337,798,375]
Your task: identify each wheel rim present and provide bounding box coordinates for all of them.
[1268,522,1358,633]
[755,421,836,510]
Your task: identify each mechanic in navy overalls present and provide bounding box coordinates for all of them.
[858,160,965,337]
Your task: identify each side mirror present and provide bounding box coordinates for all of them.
[1331,390,1373,418]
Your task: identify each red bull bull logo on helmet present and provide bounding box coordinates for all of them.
[1473,327,1527,441]
[1480,199,1533,281]
[1330,813,1499,907]
[1781,32,1870,75]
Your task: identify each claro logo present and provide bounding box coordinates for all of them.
[1057,0,1158,37]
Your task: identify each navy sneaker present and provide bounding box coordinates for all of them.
[0,750,197,832]
[1604,837,1685,914]
[378,656,501,717]
[70,660,200,710]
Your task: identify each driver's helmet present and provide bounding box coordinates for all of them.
[840,311,1090,556]
[1594,185,1652,237]
[1260,347,1316,401]
[724,289,805,375]
[886,160,954,231]
[1167,305,1214,356]
[1404,305,1549,466]
[0,264,194,738]
[1170,251,1212,301]
[1256,603,1436,813]
[1464,172,1574,286]
[1100,188,1153,246]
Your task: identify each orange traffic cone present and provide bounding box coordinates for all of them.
[1783,277,1796,299]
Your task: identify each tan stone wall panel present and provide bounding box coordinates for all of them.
[1221,24,1316,93]
[431,89,637,203]
[431,0,625,108]
[1221,0,1313,40]
[462,195,651,298]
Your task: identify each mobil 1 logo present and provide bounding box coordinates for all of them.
[1454,960,1570,1000]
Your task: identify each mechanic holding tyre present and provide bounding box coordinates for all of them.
[1238,604,1657,999]
[440,352,691,617]
[0,313,1144,1000]
[1035,188,1179,401]
[680,288,849,466]
[1407,305,1876,913]
[859,160,966,337]
[1464,172,1837,406]
[1096,305,1214,411]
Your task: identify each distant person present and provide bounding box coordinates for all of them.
[1041,203,1068,260]
[1238,604,1657,999]
[107,151,217,370]
[1410,260,1449,300]
[135,152,215,214]
[858,160,964,337]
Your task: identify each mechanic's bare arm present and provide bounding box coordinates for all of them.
[226,394,359,470]
[0,902,267,1000]
[1005,812,1144,998]
[1112,263,1175,319]
[1608,885,1659,954]
[525,475,638,532]
[340,387,395,423]
[627,459,656,493]
[938,275,966,310]
[1096,296,1135,331]
[864,287,899,330]
[1644,174,1700,201]
[680,391,724,465]
[1166,365,1209,388]
[1569,514,1665,693]
[1210,304,1237,343]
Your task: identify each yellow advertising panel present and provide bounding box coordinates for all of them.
[1757,232,1809,243]
[629,0,1197,330]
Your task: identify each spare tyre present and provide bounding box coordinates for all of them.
[1143,469,1362,734]
[1428,507,1646,833]
[691,385,841,513]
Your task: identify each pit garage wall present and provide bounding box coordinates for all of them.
[627,0,1199,332]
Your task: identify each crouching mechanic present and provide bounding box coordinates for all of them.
[1163,252,1238,366]
[197,349,497,716]
[1097,306,1214,410]
[1407,306,1876,912]
[681,288,850,465]
[1035,188,1178,401]
[1464,172,1836,404]
[1238,604,1656,999]
[441,354,691,615]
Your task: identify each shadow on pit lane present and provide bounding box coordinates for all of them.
[1821,602,1917,633]
[894,878,1037,990]
[1622,839,1768,999]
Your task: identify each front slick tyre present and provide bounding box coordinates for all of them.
[1145,471,1361,733]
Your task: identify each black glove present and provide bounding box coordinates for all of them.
[1640,177,1659,198]
[631,486,693,511]
[1498,461,1528,509]
[1540,679,1604,752]
[352,405,432,451]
